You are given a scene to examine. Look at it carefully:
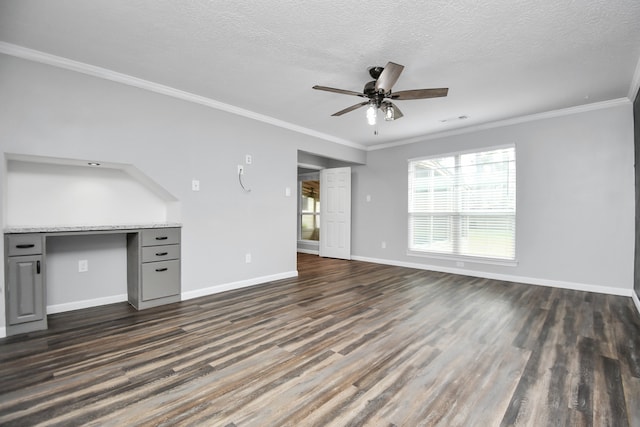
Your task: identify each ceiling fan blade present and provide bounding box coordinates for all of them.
[312,85,366,98]
[332,101,369,116]
[375,62,404,93]
[390,88,449,100]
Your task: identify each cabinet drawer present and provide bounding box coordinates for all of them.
[141,228,180,246]
[141,260,180,301]
[142,244,180,262]
[7,234,43,256]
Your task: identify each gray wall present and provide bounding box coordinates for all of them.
[0,53,365,330]
[46,234,127,312]
[352,102,635,294]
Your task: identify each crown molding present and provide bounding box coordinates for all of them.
[0,42,366,151]
[1,41,634,154]
[367,98,631,151]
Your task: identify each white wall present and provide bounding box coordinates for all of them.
[0,53,365,332]
[352,102,635,294]
[6,160,170,226]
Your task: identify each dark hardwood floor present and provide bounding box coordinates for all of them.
[1,253,639,426]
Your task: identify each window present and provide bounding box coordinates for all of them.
[300,179,320,241]
[408,146,516,261]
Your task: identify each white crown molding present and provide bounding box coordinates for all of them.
[1,42,634,154]
[628,55,640,101]
[0,42,366,151]
[368,98,631,151]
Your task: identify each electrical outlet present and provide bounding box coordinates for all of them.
[192,179,200,191]
[381,241,386,249]
[78,259,89,272]
[245,154,252,165]
[238,165,244,175]
[245,253,252,263]
[285,187,291,197]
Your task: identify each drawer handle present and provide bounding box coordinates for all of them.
[16,244,35,249]
[37,260,41,274]
[156,252,169,256]
[155,267,168,272]
[155,236,168,241]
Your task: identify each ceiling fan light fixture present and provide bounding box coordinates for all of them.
[366,103,377,125]
[384,104,395,121]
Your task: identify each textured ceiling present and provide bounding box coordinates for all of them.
[1,0,640,148]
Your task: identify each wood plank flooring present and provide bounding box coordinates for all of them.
[1,253,639,426]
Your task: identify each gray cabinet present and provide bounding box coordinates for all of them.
[5,235,47,335]
[127,227,181,310]
[3,226,182,336]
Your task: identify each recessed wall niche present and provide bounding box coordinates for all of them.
[4,154,180,227]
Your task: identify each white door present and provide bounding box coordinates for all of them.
[320,167,351,259]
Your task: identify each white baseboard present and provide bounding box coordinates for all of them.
[182,270,299,301]
[633,291,640,316]
[47,294,128,314]
[0,327,6,339]
[351,255,633,297]
[32,270,300,316]
[297,249,319,255]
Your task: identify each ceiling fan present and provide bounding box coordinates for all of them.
[313,62,448,125]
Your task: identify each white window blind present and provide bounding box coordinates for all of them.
[408,146,516,260]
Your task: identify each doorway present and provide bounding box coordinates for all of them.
[296,166,352,260]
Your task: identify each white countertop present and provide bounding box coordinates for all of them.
[4,223,182,234]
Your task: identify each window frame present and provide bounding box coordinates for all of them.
[407,144,517,266]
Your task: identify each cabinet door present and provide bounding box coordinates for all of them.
[7,255,45,325]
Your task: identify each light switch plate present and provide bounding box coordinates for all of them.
[192,180,200,191]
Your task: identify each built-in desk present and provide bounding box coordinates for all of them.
[4,224,181,336]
